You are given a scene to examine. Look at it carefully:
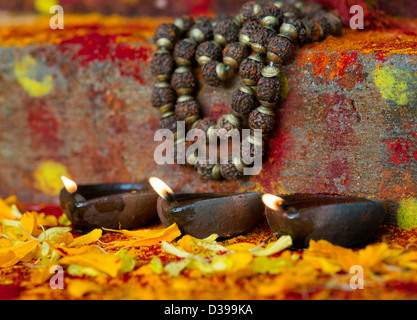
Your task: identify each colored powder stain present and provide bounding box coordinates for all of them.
[27,104,61,148]
[309,52,331,78]
[375,52,387,63]
[396,198,417,230]
[306,51,359,81]
[251,132,290,193]
[34,0,59,14]
[386,138,413,164]
[60,33,151,83]
[33,160,70,196]
[329,52,358,80]
[13,55,54,98]
[191,0,212,15]
[373,65,416,106]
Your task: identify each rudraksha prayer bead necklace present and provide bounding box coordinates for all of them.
[151,0,342,180]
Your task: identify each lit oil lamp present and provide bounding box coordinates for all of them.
[262,193,386,248]
[60,176,158,233]
[150,177,265,238]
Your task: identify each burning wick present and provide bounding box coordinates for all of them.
[149,177,177,203]
[61,176,86,202]
[262,194,288,211]
[61,176,77,193]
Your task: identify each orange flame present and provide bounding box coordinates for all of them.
[262,194,285,211]
[149,177,174,200]
[61,176,77,193]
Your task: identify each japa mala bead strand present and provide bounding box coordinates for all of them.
[151,0,343,180]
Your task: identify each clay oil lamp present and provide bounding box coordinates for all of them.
[150,177,265,239]
[59,176,158,233]
[262,193,386,248]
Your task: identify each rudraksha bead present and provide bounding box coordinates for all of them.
[195,40,222,66]
[257,5,283,28]
[325,12,343,36]
[159,111,178,132]
[300,19,313,43]
[249,106,275,135]
[281,18,304,43]
[173,39,197,66]
[171,66,197,95]
[190,20,213,43]
[174,137,195,166]
[217,112,242,139]
[150,50,175,81]
[195,16,212,24]
[202,61,232,87]
[174,95,201,124]
[277,2,302,19]
[195,161,221,180]
[173,15,195,34]
[241,133,266,161]
[223,42,250,70]
[211,13,234,27]
[220,156,244,180]
[316,15,332,41]
[192,117,215,132]
[231,86,257,116]
[239,53,265,86]
[151,82,177,112]
[153,23,181,49]
[213,20,240,46]
[257,66,281,107]
[239,20,262,46]
[266,34,294,64]
[240,1,263,23]
[251,27,276,54]
[191,117,216,140]
[304,19,322,42]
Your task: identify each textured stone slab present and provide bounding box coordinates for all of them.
[0,15,416,225]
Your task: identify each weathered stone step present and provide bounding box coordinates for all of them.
[0,15,416,225]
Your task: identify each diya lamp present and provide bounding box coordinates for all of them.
[262,193,386,248]
[59,176,158,233]
[150,177,265,238]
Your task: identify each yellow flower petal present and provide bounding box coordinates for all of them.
[52,243,104,256]
[249,235,292,256]
[37,227,72,242]
[302,255,342,274]
[59,253,122,277]
[229,251,253,272]
[225,242,257,251]
[102,227,167,238]
[106,223,181,247]
[0,239,39,267]
[67,279,102,298]
[20,212,38,237]
[0,249,17,268]
[68,229,102,248]
[0,197,16,220]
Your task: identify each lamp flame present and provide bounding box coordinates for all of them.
[149,177,175,201]
[262,193,285,211]
[61,176,78,194]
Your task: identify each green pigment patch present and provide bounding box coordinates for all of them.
[397,198,417,230]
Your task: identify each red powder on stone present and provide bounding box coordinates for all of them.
[60,33,151,83]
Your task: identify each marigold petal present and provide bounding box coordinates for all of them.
[68,229,102,248]
[59,253,122,277]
